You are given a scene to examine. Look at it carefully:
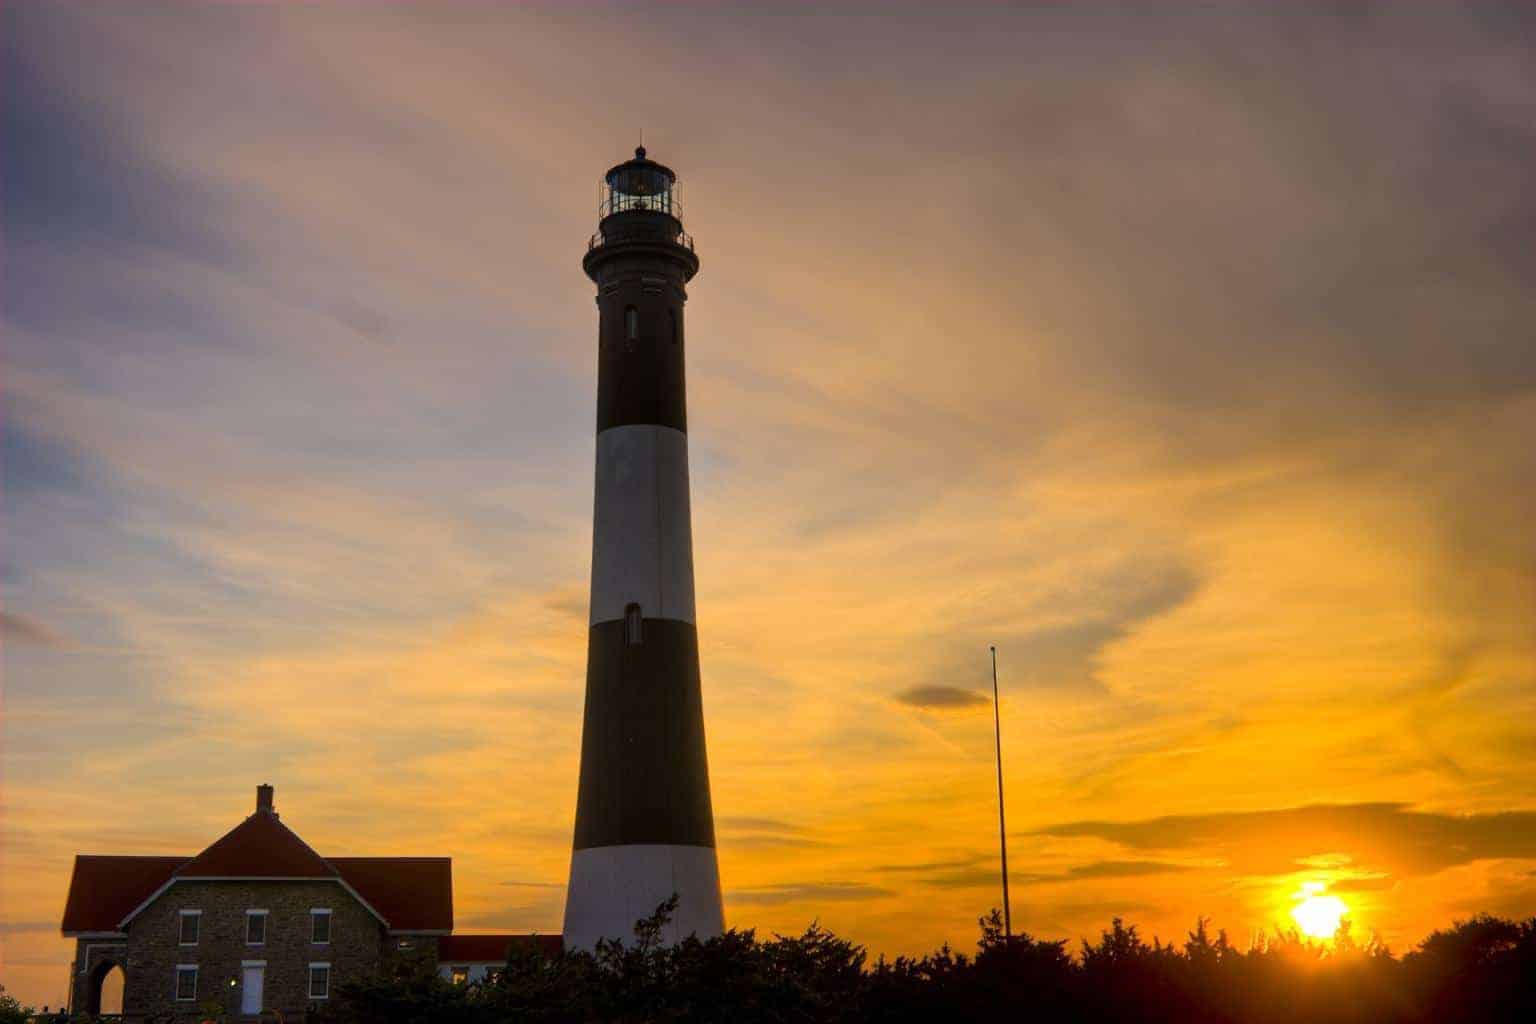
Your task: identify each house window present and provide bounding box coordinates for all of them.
[625,306,639,342]
[246,909,268,945]
[450,966,469,985]
[178,909,201,945]
[308,963,331,1000]
[311,908,332,944]
[174,965,198,1002]
[624,603,643,646]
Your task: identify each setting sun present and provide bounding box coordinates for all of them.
[1292,885,1349,940]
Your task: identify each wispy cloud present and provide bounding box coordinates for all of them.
[1034,804,1536,878]
[1053,861,1198,882]
[0,611,63,648]
[894,686,989,711]
[0,921,57,935]
[729,882,895,907]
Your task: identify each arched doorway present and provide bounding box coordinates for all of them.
[85,958,125,1016]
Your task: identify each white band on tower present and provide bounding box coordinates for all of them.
[590,424,696,627]
[565,845,724,949]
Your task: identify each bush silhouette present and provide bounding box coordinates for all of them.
[311,899,1536,1023]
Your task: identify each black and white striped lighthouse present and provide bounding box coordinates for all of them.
[563,148,724,949]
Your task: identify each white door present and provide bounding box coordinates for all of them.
[241,966,264,1015]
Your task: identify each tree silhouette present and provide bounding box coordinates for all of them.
[309,902,1536,1024]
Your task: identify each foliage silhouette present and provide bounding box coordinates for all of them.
[310,899,1536,1024]
[0,984,31,1024]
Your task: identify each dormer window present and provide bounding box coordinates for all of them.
[178,910,201,946]
[624,603,643,646]
[246,909,268,945]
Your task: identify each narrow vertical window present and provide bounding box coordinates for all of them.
[178,909,201,945]
[246,909,268,945]
[308,963,331,1000]
[624,603,643,646]
[311,908,332,944]
[625,306,639,342]
[670,309,678,345]
[175,965,198,1002]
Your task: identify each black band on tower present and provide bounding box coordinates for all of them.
[573,618,715,849]
[596,290,688,434]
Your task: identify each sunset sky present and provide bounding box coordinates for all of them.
[4,1,1536,1009]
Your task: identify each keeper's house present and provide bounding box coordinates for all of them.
[60,785,560,1019]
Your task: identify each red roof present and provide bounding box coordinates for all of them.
[331,857,453,932]
[439,933,563,962]
[177,811,333,878]
[60,856,186,934]
[61,789,458,935]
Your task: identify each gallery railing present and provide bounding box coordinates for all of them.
[588,228,694,252]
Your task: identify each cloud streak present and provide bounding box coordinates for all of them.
[895,686,990,711]
[0,611,63,648]
[729,883,895,907]
[1034,804,1536,878]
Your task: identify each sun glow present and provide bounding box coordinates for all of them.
[1291,882,1348,940]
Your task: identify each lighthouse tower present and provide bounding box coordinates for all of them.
[563,148,724,949]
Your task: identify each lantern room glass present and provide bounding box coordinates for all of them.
[600,164,681,219]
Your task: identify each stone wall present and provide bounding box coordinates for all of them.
[69,937,129,1015]
[117,878,394,1021]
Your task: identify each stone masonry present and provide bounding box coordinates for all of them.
[71,878,423,1020]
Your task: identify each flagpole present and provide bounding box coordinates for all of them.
[991,645,1012,938]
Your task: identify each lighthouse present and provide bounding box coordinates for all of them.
[563,148,724,949]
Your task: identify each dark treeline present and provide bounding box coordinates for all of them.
[316,899,1536,1024]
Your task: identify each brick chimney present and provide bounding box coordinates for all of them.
[256,783,275,816]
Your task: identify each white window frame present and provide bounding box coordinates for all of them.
[308,962,331,1001]
[245,908,269,946]
[178,909,202,946]
[174,964,198,1002]
[310,907,332,945]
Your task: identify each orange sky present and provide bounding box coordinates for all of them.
[4,2,1536,1010]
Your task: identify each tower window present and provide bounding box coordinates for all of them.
[625,603,644,646]
[670,309,678,345]
[625,306,639,342]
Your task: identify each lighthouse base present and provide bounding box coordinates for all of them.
[563,844,724,950]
